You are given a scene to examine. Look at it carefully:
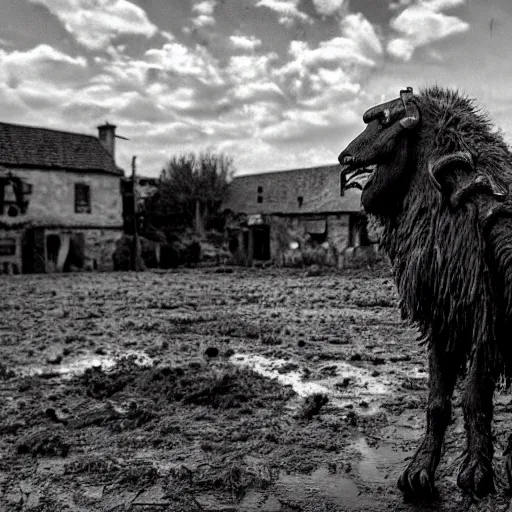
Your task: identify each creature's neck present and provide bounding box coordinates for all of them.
[377,156,441,265]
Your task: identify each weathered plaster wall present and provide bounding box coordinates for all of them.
[0,229,22,274]
[0,168,123,227]
[269,214,350,267]
[83,229,123,271]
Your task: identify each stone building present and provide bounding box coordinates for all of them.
[0,121,125,274]
[223,164,376,267]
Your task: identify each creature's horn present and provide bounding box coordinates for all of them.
[362,86,420,128]
[363,98,405,125]
[428,151,474,191]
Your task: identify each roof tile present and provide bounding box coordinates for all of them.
[0,122,124,175]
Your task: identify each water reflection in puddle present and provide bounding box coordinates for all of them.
[240,465,372,511]
[20,350,153,379]
[230,353,389,412]
[352,437,408,484]
[230,354,330,397]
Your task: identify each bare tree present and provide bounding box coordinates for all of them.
[147,150,234,235]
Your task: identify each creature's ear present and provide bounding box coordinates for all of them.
[428,151,508,208]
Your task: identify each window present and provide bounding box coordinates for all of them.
[257,195,263,203]
[75,183,91,213]
[257,186,263,193]
[0,238,16,256]
[297,196,303,207]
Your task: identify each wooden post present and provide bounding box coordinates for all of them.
[131,156,140,271]
[247,228,254,267]
[194,198,203,235]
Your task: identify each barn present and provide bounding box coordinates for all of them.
[223,164,377,267]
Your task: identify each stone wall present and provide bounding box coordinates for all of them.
[0,168,123,228]
[0,227,122,274]
[268,214,351,267]
[0,229,22,274]
[0,168,124,274]
[224,165,362,216]
[82,229,123,271]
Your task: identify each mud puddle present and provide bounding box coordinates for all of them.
[352,437,410,484]
[231,353,391,413]
[237,460,370,511]
[238,438,409,511]
[230,353,330,396]
[18,349,153,378]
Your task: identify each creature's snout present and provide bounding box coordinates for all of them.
[338,87,421,191]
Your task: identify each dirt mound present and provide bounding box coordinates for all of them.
[77,358,295,411]
[17,429,70,457]
[79,361,136,399]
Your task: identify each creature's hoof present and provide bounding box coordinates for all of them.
[397,465,435,497]
[457,456,495,498]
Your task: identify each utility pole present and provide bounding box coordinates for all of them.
[131,156,140,271]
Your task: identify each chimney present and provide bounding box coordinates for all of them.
[97,122,116,162]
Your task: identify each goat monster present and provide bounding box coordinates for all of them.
[339,86,512,498]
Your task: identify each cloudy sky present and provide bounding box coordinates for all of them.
[1,0,511,176]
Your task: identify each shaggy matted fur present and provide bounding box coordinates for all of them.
[338,86,512,498]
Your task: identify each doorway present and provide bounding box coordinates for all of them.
[46,234,61,272]
[252,225,270,261]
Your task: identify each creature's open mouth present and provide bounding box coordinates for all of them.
[341,164,377,191]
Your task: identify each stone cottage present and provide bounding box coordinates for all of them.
[0,121,125,274]
[223,164,375,268]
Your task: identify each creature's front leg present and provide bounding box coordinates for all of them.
[398,344,459,496]
[457,346,496,497]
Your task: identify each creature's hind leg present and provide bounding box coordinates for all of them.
[398,343,461,496]
[457,345,496,497]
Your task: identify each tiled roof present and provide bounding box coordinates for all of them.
[223,164,363,215]
[0,122,124,175]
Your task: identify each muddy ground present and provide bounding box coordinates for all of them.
[1,267,512,511]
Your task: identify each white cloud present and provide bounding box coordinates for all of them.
[311,0,346,17]
[192,15,215,27]
[421,0,465,10]
[225,53,284,105]
[147,84,196,111]
[287,37,377,69]
[27,0,158,50]
[386,39,415,60]
[341,13,383,57]
[193,0,216,15]
[161,31,175,42]
[387,0,469,61]
[254,13,382,144]
[389,0,413,10]
[230,35,263,51]
[274,15,381,104]
[0,44,86,70]
[232,82,285,102]
[0,44,87,86]
[191,0,216,27]
[256,0,311,26]
[227,53,279,83]
[145,43,224,86]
